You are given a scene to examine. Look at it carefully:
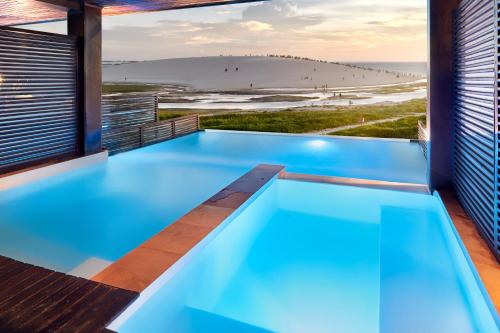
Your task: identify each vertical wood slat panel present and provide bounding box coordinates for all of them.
[0,27,78,173]
[453,0,500,261]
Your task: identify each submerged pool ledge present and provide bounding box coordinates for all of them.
[92,164,285,292]
[0,151,108,191]
[280,171,430,194]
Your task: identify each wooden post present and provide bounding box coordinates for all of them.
[154,96,159,122]
[68,3,103,156]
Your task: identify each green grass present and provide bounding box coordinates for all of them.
[158,110,196,121]
[198,99,426,134]
[333,115,426,139]
[102,83,163,94]
[365,82,427,94]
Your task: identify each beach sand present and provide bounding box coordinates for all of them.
[103,56,420,90]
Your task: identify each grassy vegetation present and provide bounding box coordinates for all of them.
[158,110,197,120]
[102,83,163,94]
[197,99,426,134]
[365,82,427,94]
[333,115,426,139]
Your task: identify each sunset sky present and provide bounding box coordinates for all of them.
[32,0,427,62]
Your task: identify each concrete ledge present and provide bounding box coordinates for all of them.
[279,171,429,194]
[440,190,500,315]
[0,151,109,191]
[204,129,413,143]
[92,164,284,292]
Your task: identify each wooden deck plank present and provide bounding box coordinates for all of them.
[64,289,139,332]
[2,275,74,328]
[39,284,111,332]
[0,260,32,280]
[0,256,139,333]
[16,279,89,331]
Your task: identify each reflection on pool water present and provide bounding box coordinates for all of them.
[114,180,498,333]
[0,131,426,276]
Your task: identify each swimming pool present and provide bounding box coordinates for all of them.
[113,180,499,333]
[0,131,426,276]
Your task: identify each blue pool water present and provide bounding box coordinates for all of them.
[0,131,426,275]
[167,130,427,184]
[114,180,498,333]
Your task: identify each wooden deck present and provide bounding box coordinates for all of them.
[0,255,138,333]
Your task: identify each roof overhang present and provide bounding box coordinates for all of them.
[0,0,265,26]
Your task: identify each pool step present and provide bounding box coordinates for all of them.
[279,171,429,194]
[179,307,274,333]
[92,164,285,292]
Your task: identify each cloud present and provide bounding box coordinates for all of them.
[240,21,273,31]
[242,0,325,28]
[185,35,234,45]
[101,0,427,62]
[242,0,298,21]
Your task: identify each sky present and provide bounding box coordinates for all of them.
[30,0,427,62]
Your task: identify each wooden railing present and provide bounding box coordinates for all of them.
[417,120,428,160]
[102,94,199,154]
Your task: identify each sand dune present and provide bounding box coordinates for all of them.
[103,56,419,90]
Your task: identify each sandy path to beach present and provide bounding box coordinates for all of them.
[309,113,424,135]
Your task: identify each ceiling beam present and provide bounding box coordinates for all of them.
[36,0,81,10]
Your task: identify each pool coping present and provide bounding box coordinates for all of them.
[92,164,284,293]
[438,190,500,322]
[0,151,108,191]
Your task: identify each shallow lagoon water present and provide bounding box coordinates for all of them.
[159,88,427,110]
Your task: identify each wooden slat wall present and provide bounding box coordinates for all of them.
[102,94,199,154]
[102,94,156,154]
[102,95,157,130]
[0,26,78,174]
[453,0,500,261]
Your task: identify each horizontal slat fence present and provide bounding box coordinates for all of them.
[0,27,78,173]
[102,94,199,154]
[102,95,157,130]
[453,0,500,261]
